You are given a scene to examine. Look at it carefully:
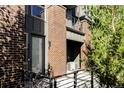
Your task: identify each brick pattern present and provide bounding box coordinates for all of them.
[0,5,92,87]
[0,5,27,88]
[48,5,67,76]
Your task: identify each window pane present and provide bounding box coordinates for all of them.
[66,10,73,28]
[32,5,44,18]
[32,37,43,73]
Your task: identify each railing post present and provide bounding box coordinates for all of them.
[74,71,77,88]
[54,78,57,88]
[91,68,94,88]
[50,78,53,88]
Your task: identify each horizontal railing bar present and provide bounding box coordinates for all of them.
[56,76,74,83]
[77,72,89,76]
[77,80,91,84]
[53,69,89,79]
[57,79,74,84]
[56,78,69,83]
[77,80,90,84]
[76,81,91,87]
[77,81,90,85]
[77,75,91,79]
[57,81,74,87]
[66,85,74,88]
[77,82,90,86]
[76,83,89,87]
[77,77,91,81]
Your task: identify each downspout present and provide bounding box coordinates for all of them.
[44,5,48,73]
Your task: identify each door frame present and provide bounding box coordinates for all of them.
[27,33,45,74]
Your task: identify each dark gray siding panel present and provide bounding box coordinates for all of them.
[25,15,44,35]
[26,15,34,32]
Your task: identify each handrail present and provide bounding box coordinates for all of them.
[53,69,89,79]
[51,68,96,88]
[23,69,100,88]
[66,15,81,31]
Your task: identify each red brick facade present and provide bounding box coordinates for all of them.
[48,6,67,76]
[0,5,92,87]
[48,5,92,76]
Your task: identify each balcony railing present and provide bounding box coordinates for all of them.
[66,15,81,31]
[52,69,101,88]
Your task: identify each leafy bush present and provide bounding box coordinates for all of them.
[88,5,124,87]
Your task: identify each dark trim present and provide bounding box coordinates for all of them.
[63,5,77,9]
[66,38,84,43]
[30,34,45,75]
[66,26,85,36]
[25,14,45,36]
[26,5,45,20]
[53,69,88,78]
[80,15,95,24]
[31,32,45,37]
[27,34,32,71]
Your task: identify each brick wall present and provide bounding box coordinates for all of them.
[48,5,67,76]
[0,5,27,88]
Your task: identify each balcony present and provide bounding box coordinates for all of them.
[66,15,84,43]
[66,15,80,30]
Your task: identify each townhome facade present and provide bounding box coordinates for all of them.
[0,5,92,87]
[48,5,92,76]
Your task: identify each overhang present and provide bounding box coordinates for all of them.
[66,27,84,43]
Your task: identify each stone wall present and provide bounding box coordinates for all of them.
[0,5,27,88]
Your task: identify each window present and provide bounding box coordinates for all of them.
[66,9,77,28]
[31,5,44,19]
[25,5,45,74]
[32,36,43,73]
[25,5,44,19]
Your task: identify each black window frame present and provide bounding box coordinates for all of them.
[30,34,45,74]
[24,5,45,87]
[25,5,45,20]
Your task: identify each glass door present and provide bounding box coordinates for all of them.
[32,36,43,73]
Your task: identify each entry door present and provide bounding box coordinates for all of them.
[32,36,43,73]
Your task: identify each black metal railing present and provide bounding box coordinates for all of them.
[51,69,100,88]
[24,70,53,88]
[0,68,101,88]
[66,15,81,31]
